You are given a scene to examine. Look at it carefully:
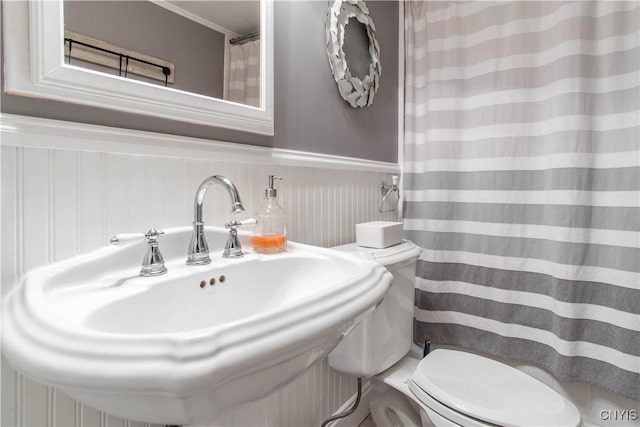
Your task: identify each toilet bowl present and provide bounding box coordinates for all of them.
[329,241,582,427]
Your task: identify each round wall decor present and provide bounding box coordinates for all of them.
[325,0,381,108]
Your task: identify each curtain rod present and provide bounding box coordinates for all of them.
[230,32,260,46]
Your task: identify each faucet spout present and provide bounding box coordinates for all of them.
[187,175,245,265]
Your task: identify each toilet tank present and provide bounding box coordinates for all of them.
[328,241,421,378]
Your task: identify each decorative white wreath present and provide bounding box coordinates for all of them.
[325,0,381,108]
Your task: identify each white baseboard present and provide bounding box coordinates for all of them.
[326,380,372,427]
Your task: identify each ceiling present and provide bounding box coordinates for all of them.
[163,1,260,36]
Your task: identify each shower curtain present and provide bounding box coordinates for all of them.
[225,39,261,107]
[404,1,639,400]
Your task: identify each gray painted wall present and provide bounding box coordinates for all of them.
[64,1,226,98]
[273,1,398,162]
[1,1,398,163]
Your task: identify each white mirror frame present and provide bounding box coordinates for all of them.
[325,0,381,108]
[2,0,274,135]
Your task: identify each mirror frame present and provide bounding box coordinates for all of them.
[2,0,274,135]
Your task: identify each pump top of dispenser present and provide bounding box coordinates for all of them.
[265,175,282,198]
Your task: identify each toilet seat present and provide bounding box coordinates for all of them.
[409,349,582,427]
[409,382,493,427]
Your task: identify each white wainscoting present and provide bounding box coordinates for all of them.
[0,114,399,427]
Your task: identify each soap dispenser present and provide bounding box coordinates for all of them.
[252,175,287,253]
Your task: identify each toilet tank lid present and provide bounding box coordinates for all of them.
[411,349,581,427]
[332,240,421,266]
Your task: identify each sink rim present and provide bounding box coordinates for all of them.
[79,251,360,335]
[2,226,393,397]
[43,246,369,335]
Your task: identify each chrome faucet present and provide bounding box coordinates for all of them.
[110,228,167,276]
[223,218,257,258]
[140,229,167,276]
[187,175,245,265]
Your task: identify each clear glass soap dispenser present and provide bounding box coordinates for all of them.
[251,175,287,253]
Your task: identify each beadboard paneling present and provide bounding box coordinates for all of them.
[0,115,398,427]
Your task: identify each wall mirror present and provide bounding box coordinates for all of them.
[3,0,274,135]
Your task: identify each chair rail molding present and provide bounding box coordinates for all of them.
[0,114,400,173]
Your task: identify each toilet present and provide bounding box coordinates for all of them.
[329,241,582,427]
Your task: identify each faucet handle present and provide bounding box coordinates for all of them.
[144,228,165,242]
[224,218,257,230]
[109,229,167,276]
[223,218,256,258]
[140,228,167,277]
[110,229,165,245]
[110,232,145,245]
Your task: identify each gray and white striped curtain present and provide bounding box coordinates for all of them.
[225,39,261,107]
[404,1,639,400]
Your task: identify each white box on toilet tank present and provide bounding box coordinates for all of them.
[355,221,403,248]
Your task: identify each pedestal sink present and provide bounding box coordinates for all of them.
[1,226,392,425]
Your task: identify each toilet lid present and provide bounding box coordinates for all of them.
[411,349,581,427]
[332,240,421,267]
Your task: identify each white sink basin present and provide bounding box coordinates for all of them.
[2,226,392,425]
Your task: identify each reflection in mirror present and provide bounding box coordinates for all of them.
[63,0,260,107]
[3,0,273,134]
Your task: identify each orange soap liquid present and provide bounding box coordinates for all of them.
[251,234,287,253]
